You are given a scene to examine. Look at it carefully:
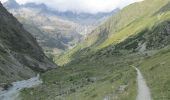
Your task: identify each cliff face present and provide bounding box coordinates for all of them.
[0,2,56,84]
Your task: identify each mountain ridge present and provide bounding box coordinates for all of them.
[3,0,119,57]
[4,0,119,25]
[55,0,170,65]
[0,2,56,84]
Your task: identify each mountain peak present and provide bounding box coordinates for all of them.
[22,2,48,10]
[3,0,20,9]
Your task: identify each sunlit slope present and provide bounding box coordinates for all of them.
[56,0,170,65]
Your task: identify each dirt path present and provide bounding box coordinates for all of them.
[134,67,152,100]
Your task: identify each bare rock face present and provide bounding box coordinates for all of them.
[0,2,57,84]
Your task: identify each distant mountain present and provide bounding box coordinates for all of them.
[53,9,120,25]
[22,2,47,10]
[3,0,118,56]
[0,2,56,84]
[3,0,119,25]
[19,2,119,25]
[3,0,19,9]
[12,8,83,56]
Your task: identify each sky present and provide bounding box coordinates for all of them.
[0,0,143,14]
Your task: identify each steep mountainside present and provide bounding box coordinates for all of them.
[0,2,56,84]
[6,6,83,55]
[56,0,170,65]
[13,9,82,54]
[3,0,118,56]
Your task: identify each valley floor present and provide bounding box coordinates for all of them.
[20,51,141,100]
[0,47,169,100]
[19,47,170,100]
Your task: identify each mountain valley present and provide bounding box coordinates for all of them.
[3,0,118,58]
[0,0,170,100]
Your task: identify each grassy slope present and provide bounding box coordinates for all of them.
[55,0,170,65]
[140,46,170,100]
[21,46,170,100]
[21,52,141,100]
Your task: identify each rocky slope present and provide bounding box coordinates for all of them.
[13,9,83,55]
[4,0,119,55]
[0,2,56,84]
[6,5,83,55]
[3,0,118,56]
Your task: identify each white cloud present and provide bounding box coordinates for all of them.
[0,0,143,14]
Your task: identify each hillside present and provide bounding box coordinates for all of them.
[7,6,83,55]
[19,0,170,100]
[3,0,118,57]
[56,0,170,65]
[0,2,56,84]
[15,10,82,55]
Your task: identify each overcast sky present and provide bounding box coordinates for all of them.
[0,0,143,13]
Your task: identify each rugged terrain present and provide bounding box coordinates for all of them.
[3,0,118,56]
[20,0,170,100]
[0,2,56,85]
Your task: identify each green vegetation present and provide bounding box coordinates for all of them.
[140,46,170,100]
[55,0,170,65]
[21,51,141,100]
